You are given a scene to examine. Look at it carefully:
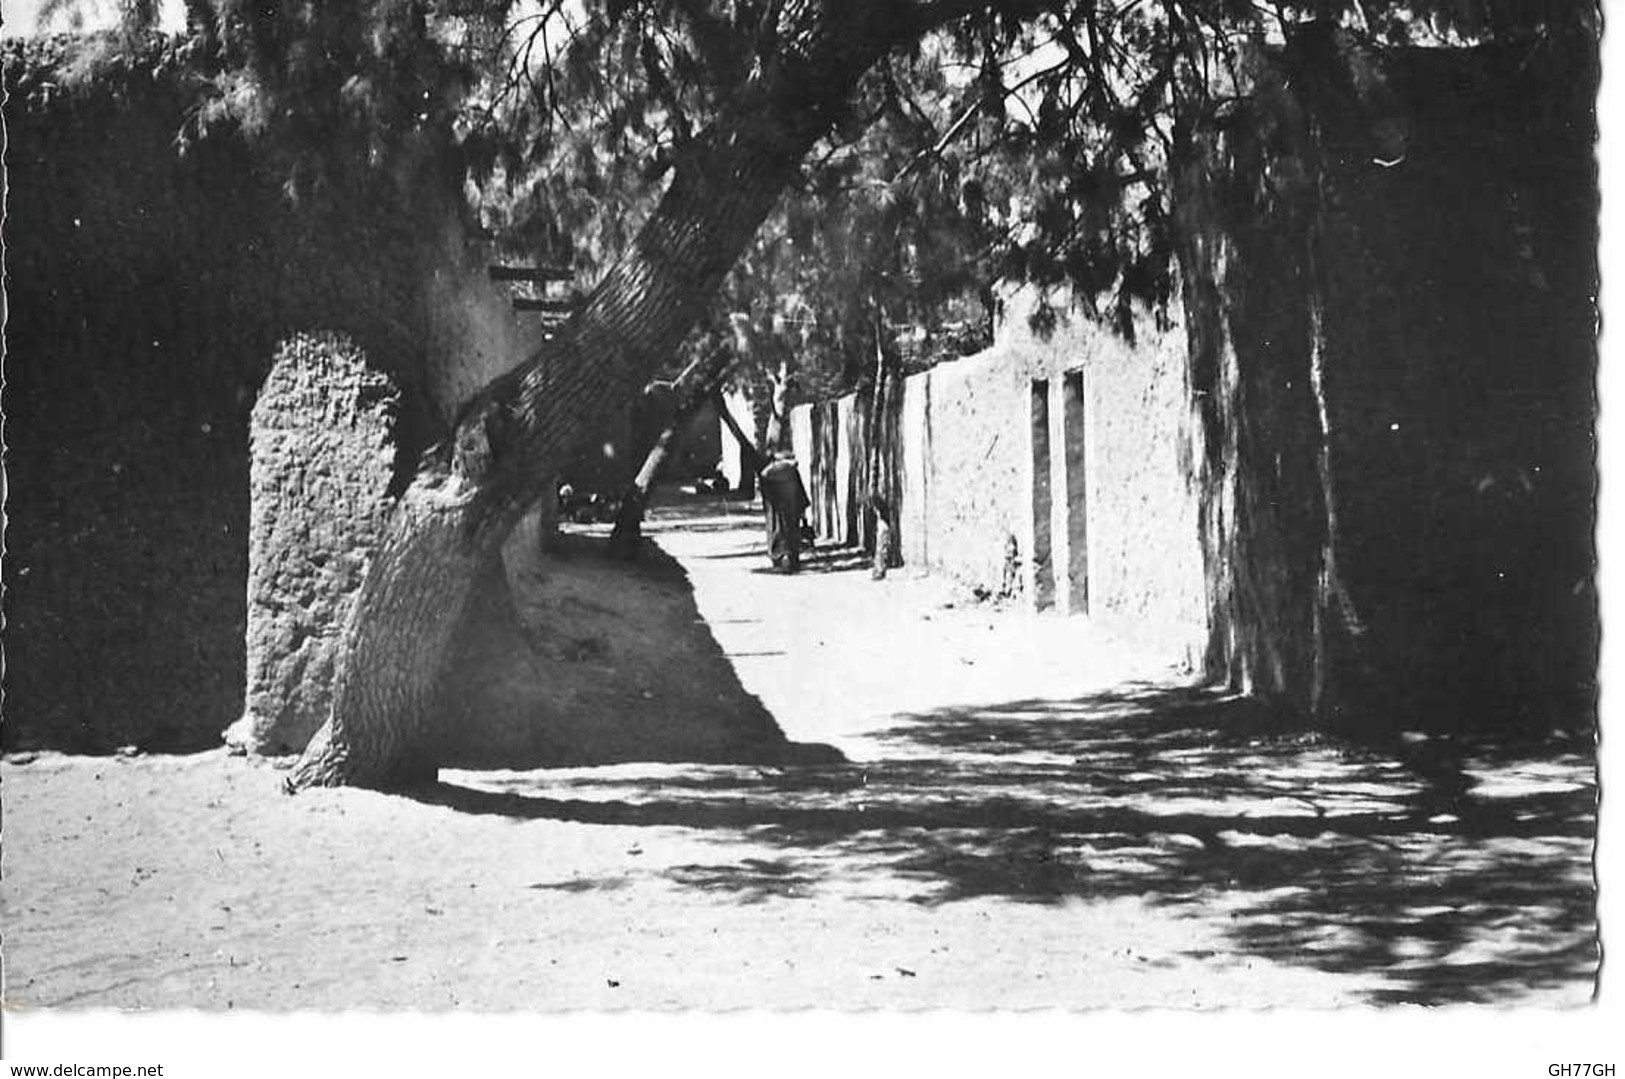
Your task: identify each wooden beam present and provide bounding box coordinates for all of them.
[488,265,575,283]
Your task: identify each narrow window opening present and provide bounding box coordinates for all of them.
[1063,370,1089,614]
[1030,379,1055,610]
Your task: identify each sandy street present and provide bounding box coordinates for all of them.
[0,497,1597,1011]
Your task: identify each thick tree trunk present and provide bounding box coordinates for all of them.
[285,481,488,789]
[1298,117,1367,732]
[1169,25,1367,732]
[286,2,948,790]
[1175,166,1326,721]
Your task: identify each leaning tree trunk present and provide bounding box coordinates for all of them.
[607,346,735,559]
[286,2,950,790]
[606,422,682,559]
[714,388,769,481]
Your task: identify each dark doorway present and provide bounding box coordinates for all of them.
[1063,370,1089,614]
[1030,379,1055,609]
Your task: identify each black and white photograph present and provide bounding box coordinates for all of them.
[0,0,1614,1070]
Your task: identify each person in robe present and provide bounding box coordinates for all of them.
[759,451,811,573]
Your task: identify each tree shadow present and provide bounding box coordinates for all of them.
[436,531,842,770]
[418,683,1596,1005]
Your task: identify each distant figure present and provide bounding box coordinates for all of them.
[1000,533,1021,598]
[759,452,810,573]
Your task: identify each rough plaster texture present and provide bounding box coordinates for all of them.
[998,293,1207,665]
[420,216,549,420]
[227,335,401,755]
[909,349,1032,595]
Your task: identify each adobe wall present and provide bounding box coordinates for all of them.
[0,36,512,752]
[898,348,1029,595]
[228,335,402,755]
[790,291,1207,669]
[994,294,1206,665]
[0,39,396,750]
[420,215,551,416]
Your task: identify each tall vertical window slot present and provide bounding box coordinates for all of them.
[1030,379,1055,609]
[1063,370,1089,614]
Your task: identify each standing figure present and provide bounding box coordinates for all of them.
[759,452,810,573]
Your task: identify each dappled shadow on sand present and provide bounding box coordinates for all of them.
[424,683,1596,1005]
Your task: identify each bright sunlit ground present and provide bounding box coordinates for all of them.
[0,496,1604,1075]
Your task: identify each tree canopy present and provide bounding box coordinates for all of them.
[59,0,1595,395]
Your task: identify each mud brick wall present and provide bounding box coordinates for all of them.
[790,289,1208,671]
[2,36,449,752]
[995,294,1207,666]
[900,349,1030,596]
[225,336,402,755]
[419,215,550,417]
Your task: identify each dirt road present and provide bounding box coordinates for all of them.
[0,497,1596,1011]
